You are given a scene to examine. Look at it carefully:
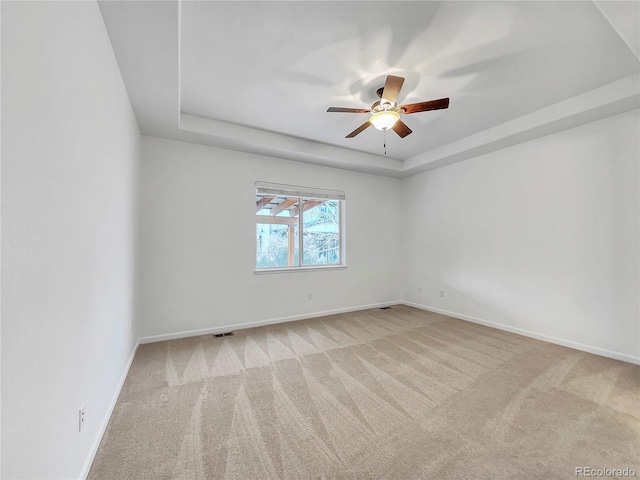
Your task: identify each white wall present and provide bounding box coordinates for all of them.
[402,110,639,362]
[1,2,140,478]
[138,136,402,339]
[1,3,637,479]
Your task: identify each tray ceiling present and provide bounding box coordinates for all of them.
[99,1,640,177]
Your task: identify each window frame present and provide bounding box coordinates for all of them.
[254,183,346,273]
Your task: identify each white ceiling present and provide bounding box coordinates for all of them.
[99,1,640,177]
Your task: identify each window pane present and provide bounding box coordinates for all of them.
[256,195,300,268]
[302,199,340,265]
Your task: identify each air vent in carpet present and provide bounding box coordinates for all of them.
[379,306,392,310]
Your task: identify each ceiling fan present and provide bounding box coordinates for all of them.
[327,75,449,138]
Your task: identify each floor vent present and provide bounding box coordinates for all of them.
[379,306,392,310]
[213,332,234,338]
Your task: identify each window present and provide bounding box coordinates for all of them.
[255,182,345,271]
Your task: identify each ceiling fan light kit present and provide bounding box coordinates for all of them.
[327,74,450,142]
[370,110,400,130]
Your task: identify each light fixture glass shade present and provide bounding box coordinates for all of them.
[370,110,400,130]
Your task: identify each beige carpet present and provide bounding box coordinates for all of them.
[89,305,640,479]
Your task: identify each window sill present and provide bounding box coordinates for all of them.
[254,265,347,274]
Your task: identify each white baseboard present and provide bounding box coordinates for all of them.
[139,301,400,344]
[403,301,640,366]
[79,339,140,480]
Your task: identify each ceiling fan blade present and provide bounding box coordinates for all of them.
[392,120,412,138]
[346,121,371,138]
[381,75,405,104]
[327,107,371,113]
[400,97,449,114]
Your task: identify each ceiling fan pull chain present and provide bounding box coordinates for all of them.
[384,129,387,156]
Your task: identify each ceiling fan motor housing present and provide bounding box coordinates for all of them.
[370,100,401,114]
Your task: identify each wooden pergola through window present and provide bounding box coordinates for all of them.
[256,195,326,266]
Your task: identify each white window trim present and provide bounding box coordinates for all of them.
[254,265,348,275]
[255,182,347,272]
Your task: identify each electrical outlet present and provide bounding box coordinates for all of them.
[79,405,85,432]
[418,286,422,293]
[307,293,313,300]
[439,290,445,298]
